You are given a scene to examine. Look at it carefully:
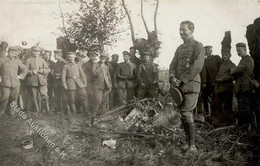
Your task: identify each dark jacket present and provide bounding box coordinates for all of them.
[230,55,254,94]
[137,62,159,85]
[116,61,136,88]
[51,59,67,88]
[215,60,236,93]
[108,61,119,87]
[82,60,95,88]
[205,55,222,85]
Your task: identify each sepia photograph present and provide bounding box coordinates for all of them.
[0,0,260,165]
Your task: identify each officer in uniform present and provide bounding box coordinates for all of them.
[51,49,70,114]
[231,43,254,126]
[0,46,28,116]
[129,47,141,67]
[92,53,112,118]
[116,51,137,106]
[24,46,50,114]
[169,21,205,154]
[137,51,159,99]
[108,54,119,109]
[202,46,222,115]
[61,52,89,117]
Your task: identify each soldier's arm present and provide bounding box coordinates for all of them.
[169,49,178,82]
[128,63,137,79]
[79,65,87,87]
[179,43,205,84]
[17,59,28,79]
[61,65,67,89]
[230,57,253,76]
[24,59,34,76]
[153,64,159,83]
[137,64,143,84]
[92,62,102,76]
[39,59,50,75]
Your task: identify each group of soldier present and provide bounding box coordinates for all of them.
[0,44,159,123]
[0,20,258,156]
[169,20,256,154]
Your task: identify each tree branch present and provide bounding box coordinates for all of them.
[121,0,135,45]
[141,0,149,36]
[154,0,159,34]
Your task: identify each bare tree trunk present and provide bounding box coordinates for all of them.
[141,0,149,36]
[154,0,159,34]
[59,0,67,37]
[122,0,135,45]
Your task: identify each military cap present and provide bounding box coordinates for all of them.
[204,45,212,49]
[169,86,185,107]
[236,43,246,48]
[66,52,76,56]
[44,50,52,53]
[111,54,119,58]
[8,46,21,52]
[142,51,151,56]
[100,53,109,60]
[54,49,62,53]
[79,45,88,50]
[123,51,130,55]
[31,46,42,51]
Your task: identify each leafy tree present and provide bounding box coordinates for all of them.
[61,0,125,54]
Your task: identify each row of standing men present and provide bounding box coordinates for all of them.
[0,45,160,121]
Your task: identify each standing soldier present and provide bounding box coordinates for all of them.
[230,43,254,127]
[82,48,99,114]
[129,47,141,67]
[169,21,205,154]
[92,54,112,119]
[108,54,119,109]
[0,46,28,116]
[137,52,159,99]
[211,49,236,126]
[51,49,70,115]
[61,52,89,116]
[202,46,222,115]
[24,46,50,114]
[42,50,55,111]
[117,51,137,106]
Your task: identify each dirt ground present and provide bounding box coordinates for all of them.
[0,108,252,166]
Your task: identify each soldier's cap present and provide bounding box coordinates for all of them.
[66,52,76,56]
[169,86,185,107]
[204,45,212,49]
[123,51,130,55]
[87,50,99,57]
[142,51,151,56]
[111,54,119,58]
[31,46,42,51]
[100,53,109,59]
[44,50,52,54]
[54,49,62,53]
[236,43,246,48]
[79,45,88,50]
[8,46,21,52]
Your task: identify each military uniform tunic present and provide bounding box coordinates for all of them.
[0,57,28,115]
[169,37,205,122]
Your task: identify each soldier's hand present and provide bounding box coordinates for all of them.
[169,77,175,84]
[202,83,207,88]
[64,85,68,90]
[0,77,2,83]
[33,70,38,75]
[141,83,146,88]
[17,75,23,80]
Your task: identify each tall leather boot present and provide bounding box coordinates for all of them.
[33,96,40,112]
[185,122,197,154]
[70,104,76,116]
[181,119,189,150]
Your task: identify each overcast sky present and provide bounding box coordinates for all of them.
[0,0,259,68]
